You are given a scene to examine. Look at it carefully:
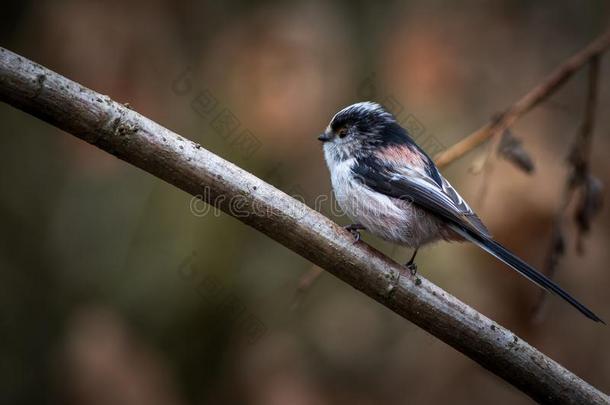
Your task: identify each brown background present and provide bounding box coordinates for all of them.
[1,1,609,404]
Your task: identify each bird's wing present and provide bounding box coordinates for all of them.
[351,155,491,238]
[351,151,604,323]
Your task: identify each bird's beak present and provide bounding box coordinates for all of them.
[318,131,332,142]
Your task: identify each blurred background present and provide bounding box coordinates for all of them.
[1,1,610,404]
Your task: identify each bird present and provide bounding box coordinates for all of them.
[318,101,603,323]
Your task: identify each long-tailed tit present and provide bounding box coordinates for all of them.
[319,101,603,323]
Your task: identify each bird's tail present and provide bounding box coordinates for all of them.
[451,226,604,323]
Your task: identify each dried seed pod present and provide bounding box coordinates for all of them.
[545,225,566,277]
[497,130,535,174]
[574,174,604,235]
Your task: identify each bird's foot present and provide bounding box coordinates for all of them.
[404,260,422,286]
[406,261,418,276]
[387,261,420,299]
[344,223,365,243]
[404,248,419,276]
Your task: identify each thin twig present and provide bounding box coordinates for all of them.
[572,55,603,252]
[532,55,602,321]
[291,265,324,310]
[0,47,608,404]
[434,29,610,168]
[470,127,501,208]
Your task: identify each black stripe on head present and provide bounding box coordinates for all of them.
[330,103,385,131]
[379,121,414,147]
[331,102,416,146]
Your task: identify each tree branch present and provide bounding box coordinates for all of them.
[434,29,610,168]
[0,47,607,404]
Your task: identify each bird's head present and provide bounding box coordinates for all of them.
[319,101,410,161]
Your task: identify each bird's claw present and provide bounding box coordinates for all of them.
[349,229,361,243]
[388,262,419,299]
[406,261,418,276]
[344,224,364,244]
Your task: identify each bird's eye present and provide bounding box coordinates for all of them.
[337,127,348,138]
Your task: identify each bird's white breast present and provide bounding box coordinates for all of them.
[323,147,446,247]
